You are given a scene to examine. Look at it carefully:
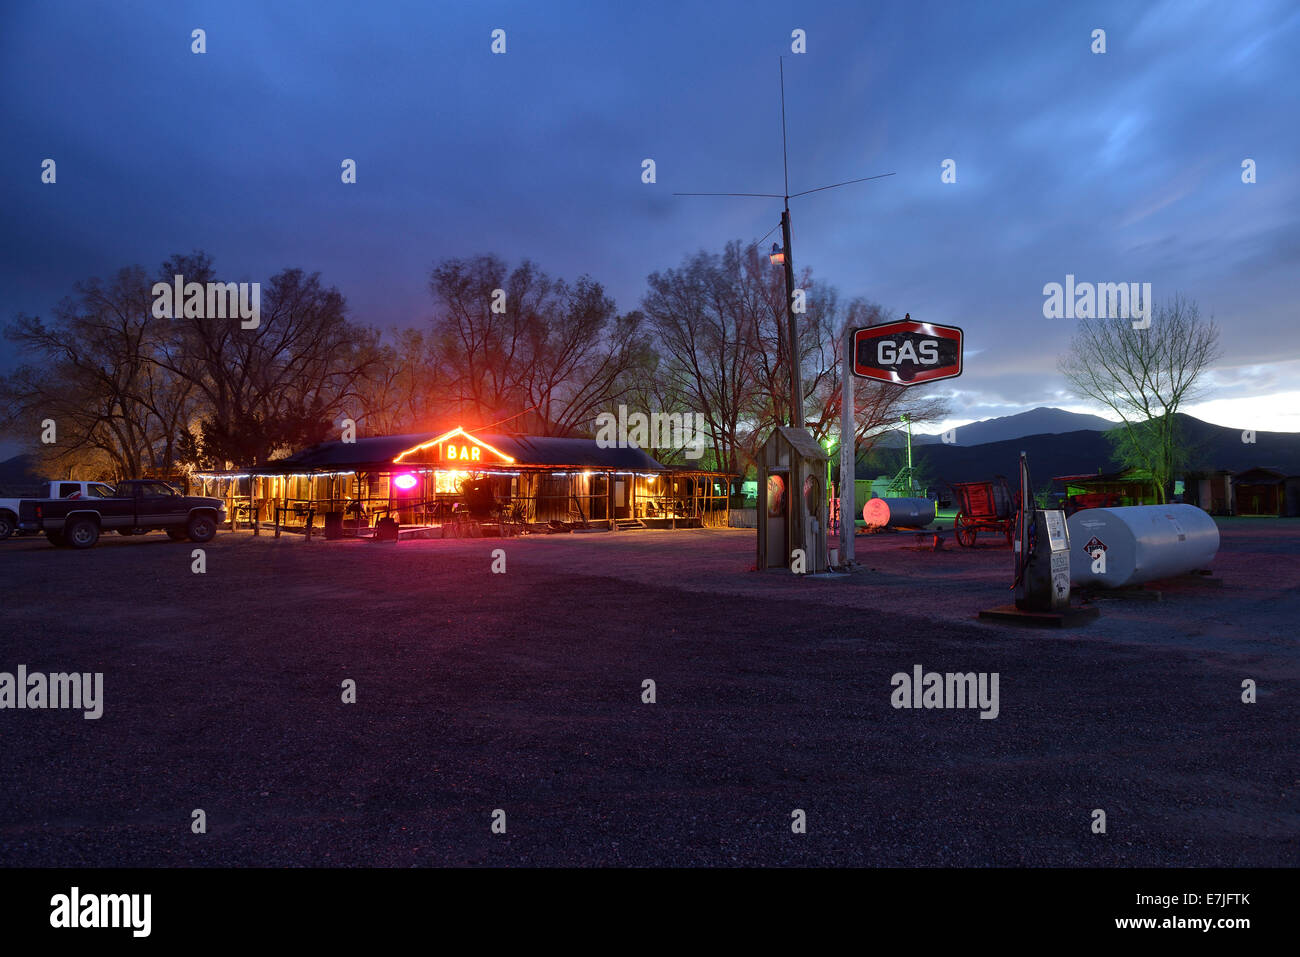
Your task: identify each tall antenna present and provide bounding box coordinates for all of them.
[674,59,894,429]
[780,57,790,199]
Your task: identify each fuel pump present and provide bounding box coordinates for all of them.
[1013,452,1071,611]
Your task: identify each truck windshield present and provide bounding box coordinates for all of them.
[87,484,116,498]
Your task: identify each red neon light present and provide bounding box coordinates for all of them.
[393,473,418,490]
[393,427,515,465]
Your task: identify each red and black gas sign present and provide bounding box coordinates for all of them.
[852,317,963,385]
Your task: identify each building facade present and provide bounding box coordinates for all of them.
[195,427,736,535]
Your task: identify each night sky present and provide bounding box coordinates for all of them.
[2,0,1297,449]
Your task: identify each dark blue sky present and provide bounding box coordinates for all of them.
[3,0,1298,440]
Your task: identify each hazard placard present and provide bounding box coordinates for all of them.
[1082,536,1107,557]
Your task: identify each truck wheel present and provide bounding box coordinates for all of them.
[45,530,66,547]
[0,510,15,541]
[66,518,100,549]
[166,527,189,541]
[186,514,217,543]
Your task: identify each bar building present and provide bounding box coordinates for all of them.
[194,426,735,535]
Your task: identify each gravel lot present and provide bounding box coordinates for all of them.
[1,518,1295,866]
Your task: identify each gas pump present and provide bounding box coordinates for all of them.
[1013,452,1071,611]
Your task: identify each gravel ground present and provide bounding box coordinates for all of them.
[0,518,1295,866]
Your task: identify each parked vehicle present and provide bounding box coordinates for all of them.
[0,481,117,541]
[18,480,225,549]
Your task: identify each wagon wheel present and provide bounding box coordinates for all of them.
[954,512,977,547]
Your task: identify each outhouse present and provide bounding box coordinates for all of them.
[756,426,830,573]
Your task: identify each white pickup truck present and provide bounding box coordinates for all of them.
[0,481,117,540]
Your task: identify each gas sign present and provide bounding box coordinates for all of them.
[852,316,963,385]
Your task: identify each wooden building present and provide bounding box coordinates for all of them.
[194,426,735,535]
[1232,467,1300,517]
[1183,470,1235,515]
[755,426,830,572]
[1055,468,1160,510]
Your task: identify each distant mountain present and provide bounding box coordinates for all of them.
[875,429,1114,485]
[871,414,1300,485]
[873,407,1119,447]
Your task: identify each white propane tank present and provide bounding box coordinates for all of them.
[862,497,936,529]
[1067,504,1219,588]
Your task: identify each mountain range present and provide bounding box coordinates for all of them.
[875,407,1118,447]
[4,408,1297,489]
[865,409,1300,484]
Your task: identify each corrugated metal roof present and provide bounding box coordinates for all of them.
[476,434,665,469]
[265,431,668,472]
[275,434,433,469]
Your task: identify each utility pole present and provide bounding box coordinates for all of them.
[780,206,802,427]
[675,59,893,574]
[674,58,892,436]
[777,57,803,429]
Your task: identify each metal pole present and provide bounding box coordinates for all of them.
[905,413,914,493]
[840,325,855,564]
[781,205,803,429]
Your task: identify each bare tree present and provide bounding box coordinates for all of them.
[644,244,948,479]
[515,279,653,435]
[156,252,380,467]
[642,244,764,476]
[729,240,845,444]
[426,254,532,426]
[1,266,199,479]
[348,328,443,436]
[428,255,651,436]
[1058,294,1220,502]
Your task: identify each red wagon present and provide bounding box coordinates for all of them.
[948,476,1015,547]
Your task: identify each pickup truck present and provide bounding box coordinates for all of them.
[0,480,117,541]
[19,480,225,549]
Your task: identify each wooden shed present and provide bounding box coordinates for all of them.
[756,427,830,573]
[1233,467,1299,517]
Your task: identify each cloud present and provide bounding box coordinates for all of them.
[1,0,1296,430]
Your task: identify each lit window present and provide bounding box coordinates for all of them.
[434,470,469,494]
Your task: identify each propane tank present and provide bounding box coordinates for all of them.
[1067,504,1219,588]
[862,497,936,529]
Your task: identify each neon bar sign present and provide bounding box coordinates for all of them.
[393,427,516,466]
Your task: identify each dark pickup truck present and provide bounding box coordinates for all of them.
[19,480,225,549]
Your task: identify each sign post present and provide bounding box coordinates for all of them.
[838,315,964,567]
[851,316,964,385]
[840,325,855,564]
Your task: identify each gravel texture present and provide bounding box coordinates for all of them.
[0,518,1295,866]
